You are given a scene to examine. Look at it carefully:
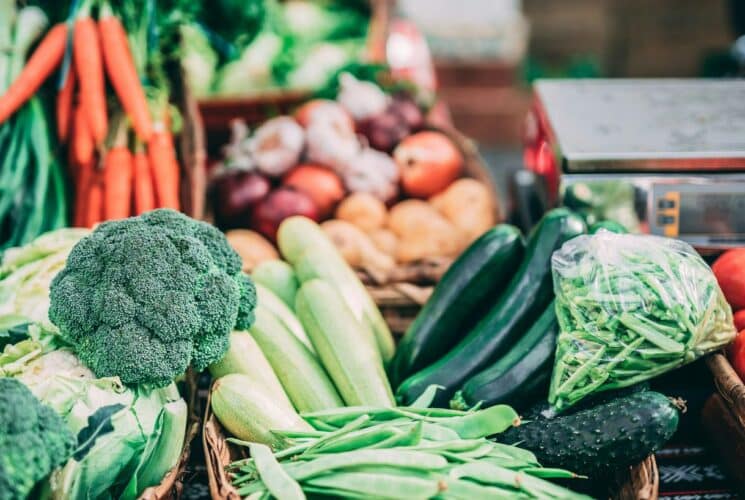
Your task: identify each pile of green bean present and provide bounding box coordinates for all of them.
[228,389,589,499]
[549,232,736,411]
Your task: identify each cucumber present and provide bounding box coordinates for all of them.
[252,259,299,307]
[451,302,558,411]
[500,391,679,476]
[396,209,586,407]
[249,306,343,413]
[210,373,312,448]
[389,225,525,387]
[295,280,395,407]
[589,220,628,234]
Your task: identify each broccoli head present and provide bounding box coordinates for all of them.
[0,378,75,500]
[48,209,257,387]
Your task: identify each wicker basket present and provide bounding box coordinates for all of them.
[136,371,201,500]
[702,393,745,492]
[707,352,745,430]
[202,389,660,500]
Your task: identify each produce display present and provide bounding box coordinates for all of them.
[0,220,201,499]
[210,74,497,281]
[0,4,69,249]
[181,0,372,97]
[549,232,736,411]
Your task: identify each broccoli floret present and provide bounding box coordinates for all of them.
[48,209,257,387]
[0,378,75,500]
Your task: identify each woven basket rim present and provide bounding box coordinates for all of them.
[707,352,745,429]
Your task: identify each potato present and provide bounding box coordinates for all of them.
[225,229,279,272]
[388,200,462,262]
[370,229,398,256]
[321,220,396,283]
[336,193,387,231]
[430,178,496,243]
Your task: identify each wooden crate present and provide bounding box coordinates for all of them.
[202,389,659,499]
[137,371,201,500]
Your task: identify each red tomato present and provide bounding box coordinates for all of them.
[734,309,745,332]
[728,329,745,381]
[283,164,345,218]
[712,249,745,310]
[394,131,463,198]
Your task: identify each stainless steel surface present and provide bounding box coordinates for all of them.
[534,79,745,172]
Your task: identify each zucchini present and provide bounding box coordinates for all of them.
[295,279,395,407]
[252,259,298,307]
[210,373,312,448]
[451,301,558,411]
[499,391,679,476]
[255,283,315,353]
[249,306,344,413]
[390,225,525,387]
[279,216,395,365]
[209,331,295,414]
[396,209,586,407]
[589,220,628,234]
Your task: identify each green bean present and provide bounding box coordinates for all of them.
[308,425,398,455]
[419,423,461,441]
[521,467,583,479]
[431,405,519,439]
[305,470,442,499]
[436,478,526,499]
[619,313,684,353]
[248,443,304,500]
[302,415,371,454]
[368,422,423,449]
[410,384,444,408]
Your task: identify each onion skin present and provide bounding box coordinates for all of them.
[283,164,346,219]
[212,171,271,229]
[252,188,320,242]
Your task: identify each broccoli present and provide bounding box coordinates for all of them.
[0,378,75,500]
[48,209,257,387]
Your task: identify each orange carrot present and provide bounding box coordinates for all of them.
[72,104,94,166]
[99,13,153,141]
[85,174,104,228]
[56,68,76,141]
[73,157,94,227]
[0,24,67,124]
[74,16,108,145]
[147,126,180,210]
[133,150,156,215]
[102,146,133,220]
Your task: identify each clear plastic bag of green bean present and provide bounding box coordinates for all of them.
[548,231,735,412]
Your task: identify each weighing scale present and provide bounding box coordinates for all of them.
[524,79,745,251]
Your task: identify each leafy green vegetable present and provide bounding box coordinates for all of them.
[48,209,257,387]
[549,232,736,411]
[0,377,75,500]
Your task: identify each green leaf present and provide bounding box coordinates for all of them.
[73,404,126,461]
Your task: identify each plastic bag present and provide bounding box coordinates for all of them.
[548,231,735,411]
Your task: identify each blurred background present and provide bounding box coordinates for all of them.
[398,0,739,146]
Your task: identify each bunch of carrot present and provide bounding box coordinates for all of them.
[0,0,182,228]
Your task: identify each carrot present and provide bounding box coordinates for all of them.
[102,146,133,220]
[56,68,76,141]
[73,16,107,145]
[147,126,180,210]
[85,173,104,228]
[133,149,156,215]
[73,157,94,227]
[0,24,67,125]
[71,104,94,166]
[99,12,153,142]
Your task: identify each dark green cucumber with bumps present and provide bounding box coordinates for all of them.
[389,225,525,386]
[396,209,586,407]
[451,301,558,411]
[500,391,679,476]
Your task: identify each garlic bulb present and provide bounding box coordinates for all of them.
[343,148,399,202]
[305,121,360,174]
[337,72,390,121]
[249,116,305,177]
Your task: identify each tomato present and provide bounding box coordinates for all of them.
[734,309,745,332]
[394,131,463,198]
[728,329,745,381]
[283,164,345,218]
[712,249,745,310]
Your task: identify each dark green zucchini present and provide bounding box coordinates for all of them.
[396,208,586,407]
[589,220,628,234]
[450,301,558,411]
[500,391,679,477]
[389,225,525,387]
